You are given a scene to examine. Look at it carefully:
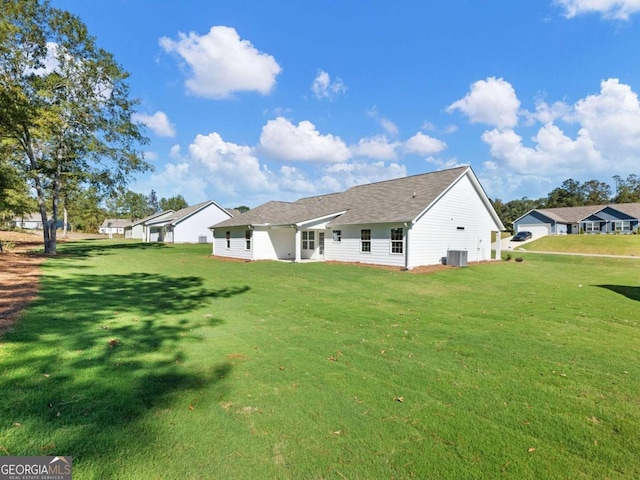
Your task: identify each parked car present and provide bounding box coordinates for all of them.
[512,231,533,241]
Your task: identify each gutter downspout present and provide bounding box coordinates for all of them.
[404,222,412,270]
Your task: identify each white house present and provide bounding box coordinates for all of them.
[11,213,43,230]
[124,210,174,239]
[144,200,232,243]
[99,218,129,235]
[211,166,505,269]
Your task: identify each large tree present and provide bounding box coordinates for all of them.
[0,0,150,253]
[612,174,640,204]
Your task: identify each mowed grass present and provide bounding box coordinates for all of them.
[518,233,640,256]
[1,241,639,479]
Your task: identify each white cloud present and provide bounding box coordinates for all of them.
[146,162,208,203]
[479,78,640,179]
[573,78,640,161]
[159,26,281,99]
[351,135,399,161]
[320,161,407,192]
[143,151,159,161]
[188,132,274,195]
[366,107,399,136]
[404,132,447,155]
[259,117,352,163]
[481,125,604,176]
[312,70,347,100]
[380,118,399,136]
[555,0,640,20]
[526,99,571,125]
[424,156,466,170]
[447,77,521,128]
[133,111,176,137]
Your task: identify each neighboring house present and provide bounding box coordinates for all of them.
[513,203,640,236]
[144,200,232,243]
[11,213,68,230]
[11,213,43,229]
[211,166,505,269]
[123,210,174,239]
[99,218,129,235]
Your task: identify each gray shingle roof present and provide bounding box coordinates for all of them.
[213,166,473,228]
[125,210,175,227]
[146,200,230,226]
[529,203,640,223]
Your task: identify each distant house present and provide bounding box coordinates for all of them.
[123,210,174,239]
[211,166,505,269]
[513,203,640,236]
[144,200,232,243]
[11,213,43,230]
[99,218,129,235]
[11,213,68,230]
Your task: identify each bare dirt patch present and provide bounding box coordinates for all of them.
[0,231,46,337]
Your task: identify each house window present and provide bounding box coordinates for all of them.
[245,229,252,250]
[332,230,342,242]
[584,222,600,232]
[614,221,630,231]
[361,229,371,253]
[391,228,403,254]
[302,231,315,250]
[226,231,231,249]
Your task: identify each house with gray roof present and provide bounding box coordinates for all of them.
[210,166,505,269]
[144,200,232,243]
[513,203,640,237]
[123,210,174,240]
[99,218,130,235]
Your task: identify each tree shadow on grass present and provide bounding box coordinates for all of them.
[595,284,640,302]
[0,271,249,477]
[53,239,169,260]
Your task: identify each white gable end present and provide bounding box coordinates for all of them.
[407,172,499,268]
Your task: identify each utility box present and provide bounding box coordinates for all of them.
[198,235,208,244]
[447,250,468,267]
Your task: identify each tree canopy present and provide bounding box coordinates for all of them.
[0,0,150,252]
[160,195,189,212]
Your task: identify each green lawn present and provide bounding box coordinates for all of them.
[1,241,639,479]
[517,234,640,256]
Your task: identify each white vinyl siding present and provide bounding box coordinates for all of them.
[172,203,231,243]
[324,224,406,267]
[213,227,253,260]
[407,173,494,269]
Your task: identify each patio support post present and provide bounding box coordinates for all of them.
[294,227,302,263]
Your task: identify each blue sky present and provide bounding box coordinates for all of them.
[51,0,640,208]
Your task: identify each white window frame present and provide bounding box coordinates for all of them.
[361,229,371,253]
[614,220,630,232]
[332,230,342,242]
[390,228,403,254]
[302,231,315,250]
[584,222,600,232]
[225,231,231,249]
[245,229,252,250]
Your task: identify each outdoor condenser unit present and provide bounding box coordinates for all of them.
[447,250,468,267]
[198,235,208,244]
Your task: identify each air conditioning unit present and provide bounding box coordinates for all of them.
[198,235,208,244]
[447,250,468,267]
